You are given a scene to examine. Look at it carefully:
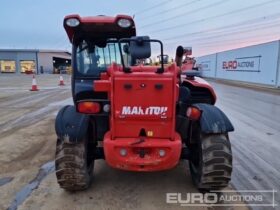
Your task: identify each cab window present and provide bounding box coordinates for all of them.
[75,40,126,77]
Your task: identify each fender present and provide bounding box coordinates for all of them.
[55,105,90,143]
[193,103,234,134]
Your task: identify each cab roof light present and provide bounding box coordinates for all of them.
[66,18,80,27]
[117,18,132,28]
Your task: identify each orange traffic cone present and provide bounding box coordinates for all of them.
[30,75,39,91]
[58,75,65,86]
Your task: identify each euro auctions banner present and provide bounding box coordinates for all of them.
[222,56,261,72]
[216,40,279,86]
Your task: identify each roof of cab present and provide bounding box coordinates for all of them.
[64,14,136,43]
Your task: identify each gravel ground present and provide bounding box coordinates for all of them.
[1,74,274,210]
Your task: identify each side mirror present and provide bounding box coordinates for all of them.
[119,37,164,73]
[129,36,151,59]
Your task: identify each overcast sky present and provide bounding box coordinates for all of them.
[1,0,280,56]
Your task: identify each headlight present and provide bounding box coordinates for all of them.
[65,18,80,27]
[117,18,132,28]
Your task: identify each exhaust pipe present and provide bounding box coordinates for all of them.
[175,45,184,68]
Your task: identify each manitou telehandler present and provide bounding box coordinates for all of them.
[179,47,199,71]
[55,14,234,192]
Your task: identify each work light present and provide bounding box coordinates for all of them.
[66,18,80,27]
[117,18,132,28]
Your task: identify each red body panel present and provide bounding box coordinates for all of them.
[113,75,174,138]
[181,62,194,71]
[103,132,182,171]
[95,63,182,171]
[182,76,217,104]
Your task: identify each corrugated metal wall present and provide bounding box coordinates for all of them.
[37,53,54,74]
[196,40,280,87]
[277,41,280,87]
[37,52,71,74]
[196,54,217,78]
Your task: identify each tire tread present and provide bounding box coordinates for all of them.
[55,139,92,191]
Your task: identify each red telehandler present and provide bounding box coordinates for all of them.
[55,14,234,192]
[177,47,199,72]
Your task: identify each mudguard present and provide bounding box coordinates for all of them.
[55,105,90,143]
[192,103,234,134]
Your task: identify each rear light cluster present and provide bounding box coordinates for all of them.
[77,101,110,114]
[186,107,201,120]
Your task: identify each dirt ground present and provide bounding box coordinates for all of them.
[0,74,276,210]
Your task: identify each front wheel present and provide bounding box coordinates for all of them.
[189,134,232,191]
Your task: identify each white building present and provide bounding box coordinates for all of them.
[0,49,71,74]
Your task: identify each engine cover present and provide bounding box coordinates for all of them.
[113,74,175,138]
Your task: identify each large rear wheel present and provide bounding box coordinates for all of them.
[189,133,232,191]
[55,135,94,191]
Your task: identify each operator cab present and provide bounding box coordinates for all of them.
[64,14,136,103]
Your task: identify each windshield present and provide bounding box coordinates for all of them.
[75,40,129,77]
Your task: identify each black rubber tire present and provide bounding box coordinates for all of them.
[189,134,232,191]
[55,136,94,191]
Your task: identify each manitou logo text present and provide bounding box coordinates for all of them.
[121,106,168,116]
